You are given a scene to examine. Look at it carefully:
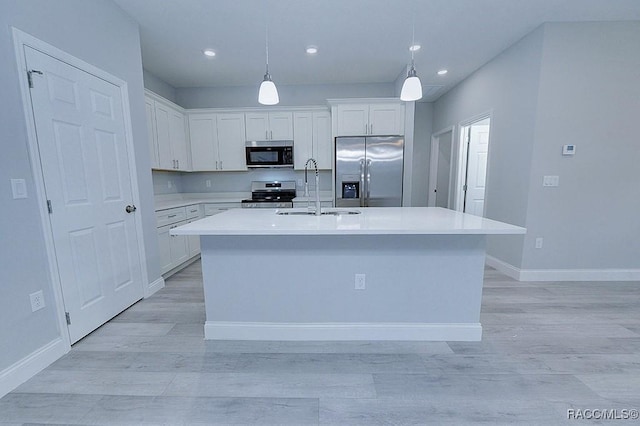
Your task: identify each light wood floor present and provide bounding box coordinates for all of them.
[1,260,639,425]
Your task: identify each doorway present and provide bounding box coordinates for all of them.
[15,30,146,344]
[458,117,491,216]
[427,127,455,208]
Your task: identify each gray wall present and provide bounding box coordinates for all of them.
[0,0,159,372]
[143,69,177,103]
[521,22,640,270]
[176,83,396,108]
[411,102,434,206]
[433,21,640,273]
[432,27,545,268]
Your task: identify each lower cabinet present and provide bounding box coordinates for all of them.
[157,204,204,275]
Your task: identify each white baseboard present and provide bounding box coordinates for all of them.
[145,276,165,298]
[0,337,67,398]
[205,321,482,341]
[486,255,640,282]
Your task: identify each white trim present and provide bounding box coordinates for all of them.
[12,27,149,346]
[485,255,522,280]
[486,255,640,282]
[0,338,67,398]
[204,321,482,341]
[145,277,166,298]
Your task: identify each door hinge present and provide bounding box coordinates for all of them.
[27,69,43,88]
[46,199,53,214]
[65,312,71,325]
[463,184,468,192]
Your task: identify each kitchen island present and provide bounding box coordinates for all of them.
[172,207,525,341]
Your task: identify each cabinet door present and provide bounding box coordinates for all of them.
[189,113,218,171]
[170,223,190,266]
[216,113,247,171]
[169,109,189,171]
[157,224,173,274]
[293,112,313,170]
[186,219,200,258]
[145,98,159,168]
[313,111,332,170]
[369,103,404,135]
[336,104,369,136]
[154,103,174,169]
[245,112,269,141]
[269,112,293,140]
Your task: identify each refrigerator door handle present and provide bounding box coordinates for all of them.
[359,159,366,207]
[366,159,372,206]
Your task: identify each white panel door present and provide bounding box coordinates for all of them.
[169,109,189,171]
[370,103,404,135]
[154,103,173,169]
[465,123,490,217]
[25,46,144,343]
[336,104,369,136]
[144,97,159,168]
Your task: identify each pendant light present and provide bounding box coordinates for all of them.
[258,17,279,105]
[400,18,423,102]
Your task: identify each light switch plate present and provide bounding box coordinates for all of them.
[542,176,559,187]
[11,179,28,199]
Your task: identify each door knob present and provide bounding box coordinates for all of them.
[125,205,137,213]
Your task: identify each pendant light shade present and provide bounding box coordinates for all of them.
[400,64,422,101]
[400,16,423,102]
[258,15,279,105]
[259,72,279,105]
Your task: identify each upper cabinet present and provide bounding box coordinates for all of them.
[188,112,246,172]
[146,91,190,171]
[293,110,332,170]
[245,112,293,141]
[332,100,405,137]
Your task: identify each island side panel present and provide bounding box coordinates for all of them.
[200,234,486,341]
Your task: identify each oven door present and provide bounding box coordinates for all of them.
[245,141,293,168]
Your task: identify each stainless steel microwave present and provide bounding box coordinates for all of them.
[245,140,294,168]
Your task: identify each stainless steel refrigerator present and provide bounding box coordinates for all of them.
[335,136,404,207]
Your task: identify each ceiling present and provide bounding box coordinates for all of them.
[112,0,640,101]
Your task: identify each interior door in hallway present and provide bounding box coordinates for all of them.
[464,119,490,216]
[25,46,144,343]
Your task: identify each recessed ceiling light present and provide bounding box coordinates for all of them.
[306,45,318,55]
[409,44,421,52]
[203,49,216,57]
[437,69,448,75]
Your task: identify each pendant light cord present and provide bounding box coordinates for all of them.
[265,17,270,74]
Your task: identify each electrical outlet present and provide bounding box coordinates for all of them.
[542,175,559,187]
[355,274,366,290]
[29,290,45,312]
[297,179,303,187]
[167,180,173,189]
[535,237,543,249]
[205,179,212,188]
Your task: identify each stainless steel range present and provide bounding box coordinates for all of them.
[241,181,296,209]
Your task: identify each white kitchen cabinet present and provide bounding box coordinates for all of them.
[204,203,240,216]
[156,206,197,275]
[189,112,246,171]
[145,97,159,168]
[146,92,190,171]
[185,204,203,259]
[216,113,247,171]
[245,112,293,141]
[335,102,404,136]
[293,110,332,170]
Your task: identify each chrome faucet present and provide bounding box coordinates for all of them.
[304,158,322,216]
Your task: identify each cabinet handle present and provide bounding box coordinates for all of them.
[168,214,177,218]
[215,160,218,170]
[266,130,269,140]
[270,130,273,140]
[177,159,180,169]
[220,160,223,169]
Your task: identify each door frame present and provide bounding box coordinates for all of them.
[428,126,455,207]
[12,28,149,348]
[454,111,493,213]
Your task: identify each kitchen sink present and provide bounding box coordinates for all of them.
[277,210,361,216]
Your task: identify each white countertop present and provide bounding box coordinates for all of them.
[171,207,526,236]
